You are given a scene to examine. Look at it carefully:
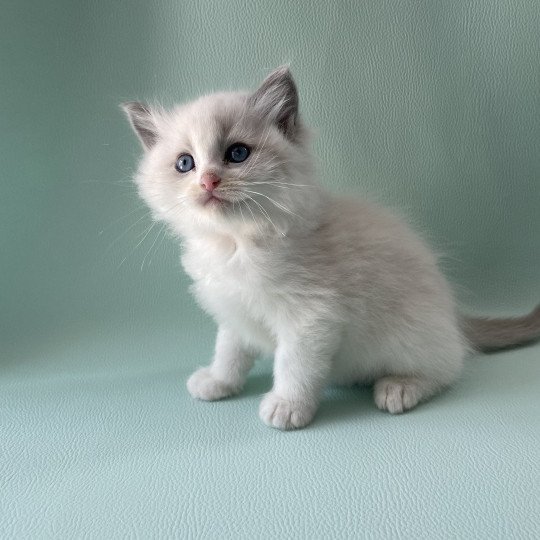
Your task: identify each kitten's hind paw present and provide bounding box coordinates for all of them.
[373,376,424,414]
[187,367,239,401]
[259,392,317,430]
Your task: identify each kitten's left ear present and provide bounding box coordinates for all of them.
[121,101,159,151]
[249,66,299,139]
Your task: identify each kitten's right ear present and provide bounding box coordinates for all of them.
[121,101,159,151]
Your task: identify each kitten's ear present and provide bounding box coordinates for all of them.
[121,101,159,151]
[249,66,299,139]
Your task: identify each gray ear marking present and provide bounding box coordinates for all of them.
[121,101,158,150]
[249,66,299,138]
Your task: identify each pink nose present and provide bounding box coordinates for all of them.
[200,172,221,192]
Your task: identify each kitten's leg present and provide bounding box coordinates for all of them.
[259,328,339,430]
[187,327,256,401]
[373,376,446,414]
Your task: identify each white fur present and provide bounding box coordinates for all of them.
[125,69,468,429]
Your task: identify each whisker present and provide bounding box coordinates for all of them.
[244,189,307,223]
[250,181,311,188]
[244,194,283,236]
[104,212,150,255]
[141,223,165,271]
[117,220,158,270]
[157,198,189,217]
[236,199,247,229]
[98,205,146,236]
[229,194,251,232]
[105,198,185,263]
[241,198,265,237]
[244,194,274,226]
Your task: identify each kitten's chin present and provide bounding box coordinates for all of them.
[192,192,239,225]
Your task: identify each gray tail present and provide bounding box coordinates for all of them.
[462,304,540,352]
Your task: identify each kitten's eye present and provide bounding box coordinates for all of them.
[225,144,250,163]
[175,154,195,173]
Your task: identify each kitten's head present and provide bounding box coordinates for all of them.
[122,67,322,238]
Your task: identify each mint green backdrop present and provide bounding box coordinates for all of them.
[2,1,539,538]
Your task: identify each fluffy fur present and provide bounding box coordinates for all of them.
[123,67,540,429]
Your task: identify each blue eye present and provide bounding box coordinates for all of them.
[225,144,250,163]
[175,154,195,173]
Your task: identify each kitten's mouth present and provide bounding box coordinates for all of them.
[200,192,227,208]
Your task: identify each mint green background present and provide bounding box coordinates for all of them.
[1,1,539,538]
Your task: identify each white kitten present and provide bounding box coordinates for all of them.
[123,67,540,429]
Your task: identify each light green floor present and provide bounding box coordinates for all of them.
[2,316,539,538]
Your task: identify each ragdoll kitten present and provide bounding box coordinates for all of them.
[123,67,540,429]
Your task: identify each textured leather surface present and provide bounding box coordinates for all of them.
[2,321,539,538]
[1,1,539,538]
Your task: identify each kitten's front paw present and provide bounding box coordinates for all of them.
[259,392,317,430]
[187,367,239,401]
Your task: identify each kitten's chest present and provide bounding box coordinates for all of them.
[181,233,275,325]
[182,234,259,286]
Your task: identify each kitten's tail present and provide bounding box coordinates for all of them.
[461,304,540,352]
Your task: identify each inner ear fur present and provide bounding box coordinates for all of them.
[248,66,299,139]
[121,101,159,150]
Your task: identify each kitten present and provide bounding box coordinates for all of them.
[122,67,540,430]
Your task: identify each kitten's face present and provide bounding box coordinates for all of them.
[123,68,320,237]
